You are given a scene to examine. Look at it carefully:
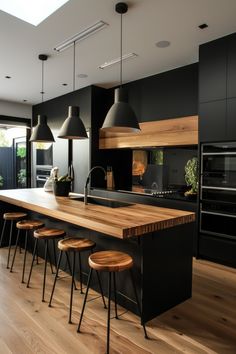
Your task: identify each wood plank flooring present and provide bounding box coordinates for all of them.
[0,247,236,354]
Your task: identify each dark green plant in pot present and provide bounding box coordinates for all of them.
[184,157,198,196]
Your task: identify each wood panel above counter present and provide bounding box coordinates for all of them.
[0,188,195,239]
[99,115,198,149]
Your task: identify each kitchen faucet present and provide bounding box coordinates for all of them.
[84,166,107,205]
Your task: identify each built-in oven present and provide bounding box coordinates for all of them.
[200,142,236,240]
[36,167,51,188]
[201,141,236,188]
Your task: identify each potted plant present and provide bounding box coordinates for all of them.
[53,174,72,196]
[184,157,198,199]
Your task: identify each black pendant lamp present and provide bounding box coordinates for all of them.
[30,54,55,142]
[101,2,140,133]
[58,42,88,139]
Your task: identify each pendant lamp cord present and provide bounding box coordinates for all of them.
[73,41,76,91]
[41,59,44,103]
[120,12,123,87]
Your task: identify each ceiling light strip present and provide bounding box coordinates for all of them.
[99,53,138,69]
[54,20,108,52]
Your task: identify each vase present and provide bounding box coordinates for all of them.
[53,181,71,196]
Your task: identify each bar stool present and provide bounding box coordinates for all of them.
[49,237,106,324]
[77,250,148,354]
[0,212,27,269]
[26,227,66,302]
[10,219,45,283]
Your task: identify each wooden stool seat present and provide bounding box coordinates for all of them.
[16,219,44,230]
[34,227,66,240]
[58,237,95,252]
[89,250,133,272]
[3,212,27,221]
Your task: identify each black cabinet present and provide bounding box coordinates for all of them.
[199,233,236,268]
[199,100,226,142]
[199,38,227,103]
[227,98,236,140]
[227,33,236,98]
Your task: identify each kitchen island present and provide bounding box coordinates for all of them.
[0,188,195,323]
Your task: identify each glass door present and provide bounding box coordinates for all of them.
[0,123,29,189]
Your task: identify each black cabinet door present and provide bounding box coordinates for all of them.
[227,33,236,98]
[227,97,236,140]
[199,100,226,142]
[199,38,227,103]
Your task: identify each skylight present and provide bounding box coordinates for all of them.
[0,0,70,26]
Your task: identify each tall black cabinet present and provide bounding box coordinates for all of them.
[198,32,236,267]
[199,33,236,143]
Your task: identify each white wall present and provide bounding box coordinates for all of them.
[0,100,32,119]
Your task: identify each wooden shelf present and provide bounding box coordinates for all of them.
[99,115,198,149]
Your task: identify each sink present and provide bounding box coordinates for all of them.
[69,195,133,208]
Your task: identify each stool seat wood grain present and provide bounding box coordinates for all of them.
[34,227,66,240]
[58,237,95,252]
[16,219,44,230]
[3,212,27,221]
[89,250,133,272]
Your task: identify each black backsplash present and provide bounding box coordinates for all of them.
[132,146,198,191]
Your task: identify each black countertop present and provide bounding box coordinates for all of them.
[91,188,197,212]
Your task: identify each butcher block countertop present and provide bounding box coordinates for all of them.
[0,188,195,239]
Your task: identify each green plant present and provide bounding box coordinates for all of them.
[184,157,198,194]
[0,175,4,187]
[151,149,163,165]
[17,169,26,186]
[17,146,26,159]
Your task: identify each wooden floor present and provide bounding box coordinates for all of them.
[0,248,236,354]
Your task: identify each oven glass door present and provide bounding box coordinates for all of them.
[202,154,236,188]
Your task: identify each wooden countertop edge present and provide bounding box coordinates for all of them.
[0,190,195,239]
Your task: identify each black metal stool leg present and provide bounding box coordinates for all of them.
[78,252,83,294]
[42,239,48,302]
[10,229,20,272]
[107,272,112,354]
[129,269,148,339]
[6,220,14,269]
[26,238,38,288]
[113,272,118,319]
[77,268,93,333]
[53,239,57,269]
[69,251,75,324]
[36,241,39,264]
[0,220,6,247]
[96,270,107,309]
[65,251,77,290]
[21,230,29,283]
[47,244,54,275]
[49,250,62,307]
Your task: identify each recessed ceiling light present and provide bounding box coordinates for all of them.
[198,23,208,29]
[99,53,138,69]
[0,0,69,26]
[78,74,88,78]
[5,75,11,79]
[155,40,171,48]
